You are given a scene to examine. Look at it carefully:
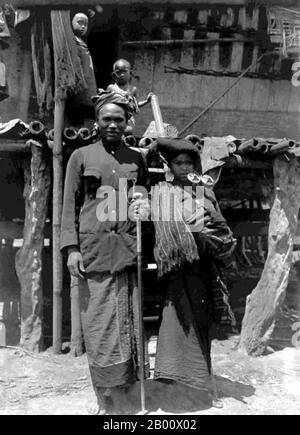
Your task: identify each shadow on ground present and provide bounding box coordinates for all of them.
[112,377,255,414]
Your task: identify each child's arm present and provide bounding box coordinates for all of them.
[107,84,117,92]
[137,91,154,108]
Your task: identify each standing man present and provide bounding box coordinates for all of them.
[61,91,149,414]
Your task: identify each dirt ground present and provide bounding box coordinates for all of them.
[0,335,299,416]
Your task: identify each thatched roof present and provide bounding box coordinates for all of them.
[1,0,300,9]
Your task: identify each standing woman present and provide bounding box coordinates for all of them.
[152,138,236,403]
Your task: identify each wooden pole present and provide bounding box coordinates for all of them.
[239,156,300,356]
[52,100,65,354]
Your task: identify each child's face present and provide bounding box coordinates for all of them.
[113,63,131,85]
[72,14,88,37]
[170,153,194,183]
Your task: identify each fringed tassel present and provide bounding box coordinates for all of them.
[155,227,199,278]
[31,15,54,117]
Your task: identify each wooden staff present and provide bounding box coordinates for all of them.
[132,192,146,414]
[137,215,145,414]
[52,100,65,354]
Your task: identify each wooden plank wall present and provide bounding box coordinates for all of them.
[120,4,300,113]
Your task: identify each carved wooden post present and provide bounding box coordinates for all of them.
[239,156,300,356]
[15,141,51,352]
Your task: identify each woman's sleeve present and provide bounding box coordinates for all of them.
[60,149,83,252]
[196,187,236,263]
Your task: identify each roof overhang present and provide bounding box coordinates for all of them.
[1,0,300,9]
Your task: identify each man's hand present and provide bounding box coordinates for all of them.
[67,251,86,278]
[128,198,150,221]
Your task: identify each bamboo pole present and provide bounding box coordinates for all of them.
[150,95,166,137]
[52,100,65,354]
[19,50,32,122]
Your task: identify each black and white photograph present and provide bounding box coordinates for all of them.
[0,0,299,417]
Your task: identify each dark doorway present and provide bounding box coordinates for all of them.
[88,28,120,89]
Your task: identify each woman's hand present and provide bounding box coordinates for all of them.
[185,207,211,231]
[67,251,86,278]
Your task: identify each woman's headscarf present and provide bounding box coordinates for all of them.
[91,88,136,119]
[156,137,202,173]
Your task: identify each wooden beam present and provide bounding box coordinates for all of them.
[0,141,31,154]
[225,155,273,169]
[5,0,300,7]
[0,0,250,7]
[123,38,250,48]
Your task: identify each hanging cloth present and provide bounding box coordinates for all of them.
[0,8,10,38]
[31,14,54,117]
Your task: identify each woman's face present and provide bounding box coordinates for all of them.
[170,153,194,183]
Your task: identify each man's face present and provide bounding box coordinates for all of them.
[98,104,127,143]
[72,13,88,37]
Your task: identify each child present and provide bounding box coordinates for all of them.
[107,59,153,134]
[70,12,97,124]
